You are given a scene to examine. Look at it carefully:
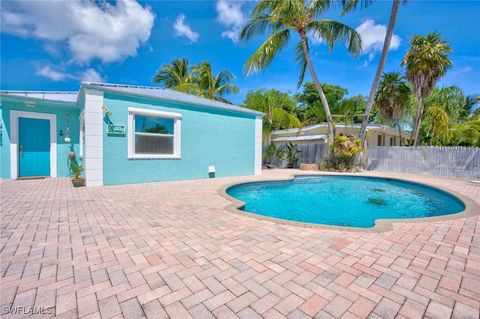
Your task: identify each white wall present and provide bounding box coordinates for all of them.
[83,89,104,186]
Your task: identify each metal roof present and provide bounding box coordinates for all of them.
[0,91,78,103]
[82,82,264,117]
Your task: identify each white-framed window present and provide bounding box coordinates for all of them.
[127,107,181,159]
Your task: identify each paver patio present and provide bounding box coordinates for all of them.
[1,170,479,319]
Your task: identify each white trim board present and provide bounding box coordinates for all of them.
[254,116,262,175]
[9,110,57,179]
[83,89,104,187]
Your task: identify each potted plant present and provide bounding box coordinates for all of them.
[285,142,301,168]
[70,161,85,187]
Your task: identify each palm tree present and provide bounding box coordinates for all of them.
[427,86,465,117]
[240,0,362,143]
[374,72,411,145]
[343,0,403,148]
[424,105,450,145]
[460,95,480,121]
[153,58,193,91]
[402,32,452,146]
[192,62,239,103]
[244,89,301,145]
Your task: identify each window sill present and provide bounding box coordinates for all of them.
[128,155,181,160]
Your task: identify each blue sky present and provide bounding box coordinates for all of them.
[1,0,479,105]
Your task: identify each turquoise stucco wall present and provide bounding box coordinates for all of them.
[103,93,256,185]
[0,99,80,179]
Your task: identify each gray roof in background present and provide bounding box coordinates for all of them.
[0,91,78,103]
[82,82,263,117]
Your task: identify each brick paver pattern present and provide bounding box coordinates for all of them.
[1,170,479,319]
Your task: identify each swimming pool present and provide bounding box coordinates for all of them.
[226,175,465,228]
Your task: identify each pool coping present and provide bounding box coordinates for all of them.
[218,172,480,233]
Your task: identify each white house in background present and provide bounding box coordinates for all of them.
[272,123,412,147]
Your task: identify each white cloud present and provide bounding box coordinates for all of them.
[356,19,401,60]
[78,69,104,82]
[36,66,104,82]
[462,66,473,73]
[1,0,155,64]
[173,14,199,42]
[216,0,246,43]
[37,66,68,81]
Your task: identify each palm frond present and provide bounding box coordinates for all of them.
[240,14,274,43]
[308,0,331,17]
[307,20,362,55]
[244,29,291,75]
[341,0,375,15]
[215,84,239,97]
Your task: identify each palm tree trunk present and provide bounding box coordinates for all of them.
[300,33,334,143]
[395,120,403,146]
[359,0,401,145]
[412,96,424,146]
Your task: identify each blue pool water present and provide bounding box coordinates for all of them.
[226,176,465,228]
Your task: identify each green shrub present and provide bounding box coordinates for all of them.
[325,135,362,171]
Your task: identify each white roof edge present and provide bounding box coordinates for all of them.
[80,82,264,117]
[272,134,327,142]
[273,123,400,135]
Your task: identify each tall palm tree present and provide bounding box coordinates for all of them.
[153,58,193,91]
[402,32,452,146]
[240,0,362,143]
[192,62,239,103]
[374,72,410,145]
[343,0,403,147]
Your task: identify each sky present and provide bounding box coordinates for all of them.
[1,0,479,105]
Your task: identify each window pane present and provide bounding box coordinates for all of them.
[135,115,174,134]
[135,134,174,154]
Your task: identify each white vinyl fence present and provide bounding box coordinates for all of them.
[365,146,480,179]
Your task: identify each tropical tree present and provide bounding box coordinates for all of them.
[240,0,362,143]
[243,89,301,144]
[374,72,411,145]
[153,59,239,103]
[423,105,450,145]
[191,62,239,103]
[153,58,193,91]
[460,95,480,121]
[343,0,403,147]
[402,32,452,146]
[425,86,465,122]
[449,115,480,147]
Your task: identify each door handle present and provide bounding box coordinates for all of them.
[19,144,23,157]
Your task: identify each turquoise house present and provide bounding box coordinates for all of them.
[0,82,263,186]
